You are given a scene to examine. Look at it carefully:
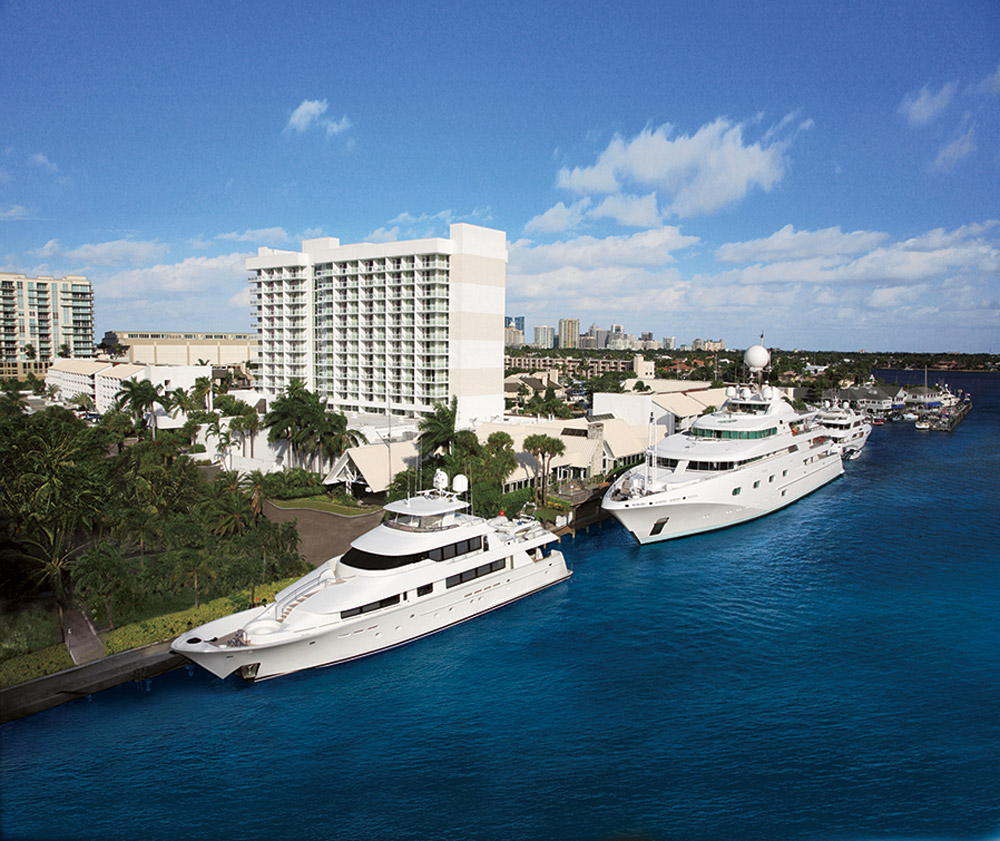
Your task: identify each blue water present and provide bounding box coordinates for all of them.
[3,371,999,841]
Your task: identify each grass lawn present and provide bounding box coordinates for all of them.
[269,497,382,516]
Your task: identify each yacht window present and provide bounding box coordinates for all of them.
[341,594,402,619]
[417,584,433,597]
[732,487,741,496]
[753,480,760,488]
[650,517,669,536]
[445,559,505,589]
[341,547,425,570]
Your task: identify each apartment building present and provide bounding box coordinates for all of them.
[1,272,94,376]
[247,223,505,426]
[558,318,580,350]
[534,325,555,348]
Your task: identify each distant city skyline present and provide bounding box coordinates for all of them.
[1,2,998,352]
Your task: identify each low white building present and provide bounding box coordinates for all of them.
[44,359,113,404]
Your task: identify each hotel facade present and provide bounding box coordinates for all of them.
[247,223,505,426]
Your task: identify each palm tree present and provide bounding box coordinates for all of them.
[202,487,255,538]
[522,433,565,504]
[115,379,167,439]
[240,469,269,517]
[537,435,566,504]
[264,379,314,469]
[192,376,213,411]
[315,411,367,473]
[168,386,197,418]
[22,343,37,360]
[417,396,458,462]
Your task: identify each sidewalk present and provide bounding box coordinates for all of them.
[64,608,106,665]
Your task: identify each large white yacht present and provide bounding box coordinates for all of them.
[602,345,844,545]
[815,401,872,460]
[173,472,571,681]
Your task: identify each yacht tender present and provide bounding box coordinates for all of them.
[816,401,872,460]
[173,472,571,681]
[602,345,844,545]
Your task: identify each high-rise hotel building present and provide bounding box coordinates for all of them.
[247,223,505,426]
[1,272,94,371]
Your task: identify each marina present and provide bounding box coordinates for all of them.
[2,371,997,841]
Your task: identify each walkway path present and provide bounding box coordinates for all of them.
[64,608,105,665]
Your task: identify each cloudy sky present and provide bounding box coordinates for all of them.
[2,0,998,351]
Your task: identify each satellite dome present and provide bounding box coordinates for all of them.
[744,344,770,372]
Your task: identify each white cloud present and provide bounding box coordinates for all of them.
[899,82,956,126]
[216,227,289,244]
[716,224,890,263]
[284,99,352,137]
[589,193,662,227]
[524,199,592,233]
[29,152,59,174]
[97,252,249,300]
[977,63,1000,95]
[510,226,699,274]
[0,204,31,221]
[28,237,168,265]
[554,116,805,218]
[931,124,976,171]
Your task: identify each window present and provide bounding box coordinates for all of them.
[753,480,760,489]
[417,584,433,597]
[650,518,669,536]
[341,594,402,619]
[445,559,505,589]
[732,487,741,496]
[782,470,788,477]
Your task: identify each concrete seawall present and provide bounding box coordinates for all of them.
[1,642,187,725]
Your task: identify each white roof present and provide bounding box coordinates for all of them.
[324,439,420,493]
[46,359,113,375]
[98,364,146,381]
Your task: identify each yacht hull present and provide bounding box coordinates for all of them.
[176,555,569,681]
[604,451,843,545]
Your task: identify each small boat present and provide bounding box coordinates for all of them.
[902,412,918,421]
[915,420,931,430]
[871,417,885,426]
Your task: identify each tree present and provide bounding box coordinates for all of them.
[240,469,269,517]
[315,410,367,472]
[523,433,565,504]
[115,379,168,439]
[165,514,215,609]
[22,343,37,360]
[192,376,213,411]
[417,396,458,462]
[58,343,71,358]
[73,542,132,629]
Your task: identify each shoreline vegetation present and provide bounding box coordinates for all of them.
[0,577,299,689]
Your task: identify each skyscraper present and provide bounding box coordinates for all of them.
[558,318,580,349]
[534,325,555,349]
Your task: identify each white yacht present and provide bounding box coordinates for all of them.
[602,345,844,545]
[173,472,571,681]
[815,401,872,460]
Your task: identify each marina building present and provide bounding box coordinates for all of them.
[0,272,94,378]
[247,224,506,427]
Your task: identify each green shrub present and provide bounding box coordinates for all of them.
[0,604,61,663]
[102,576,300,655]
[0,644,74,688]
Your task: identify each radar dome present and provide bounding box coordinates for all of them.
[744,344,770,372]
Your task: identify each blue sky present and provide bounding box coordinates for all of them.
[2,0,998,352]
